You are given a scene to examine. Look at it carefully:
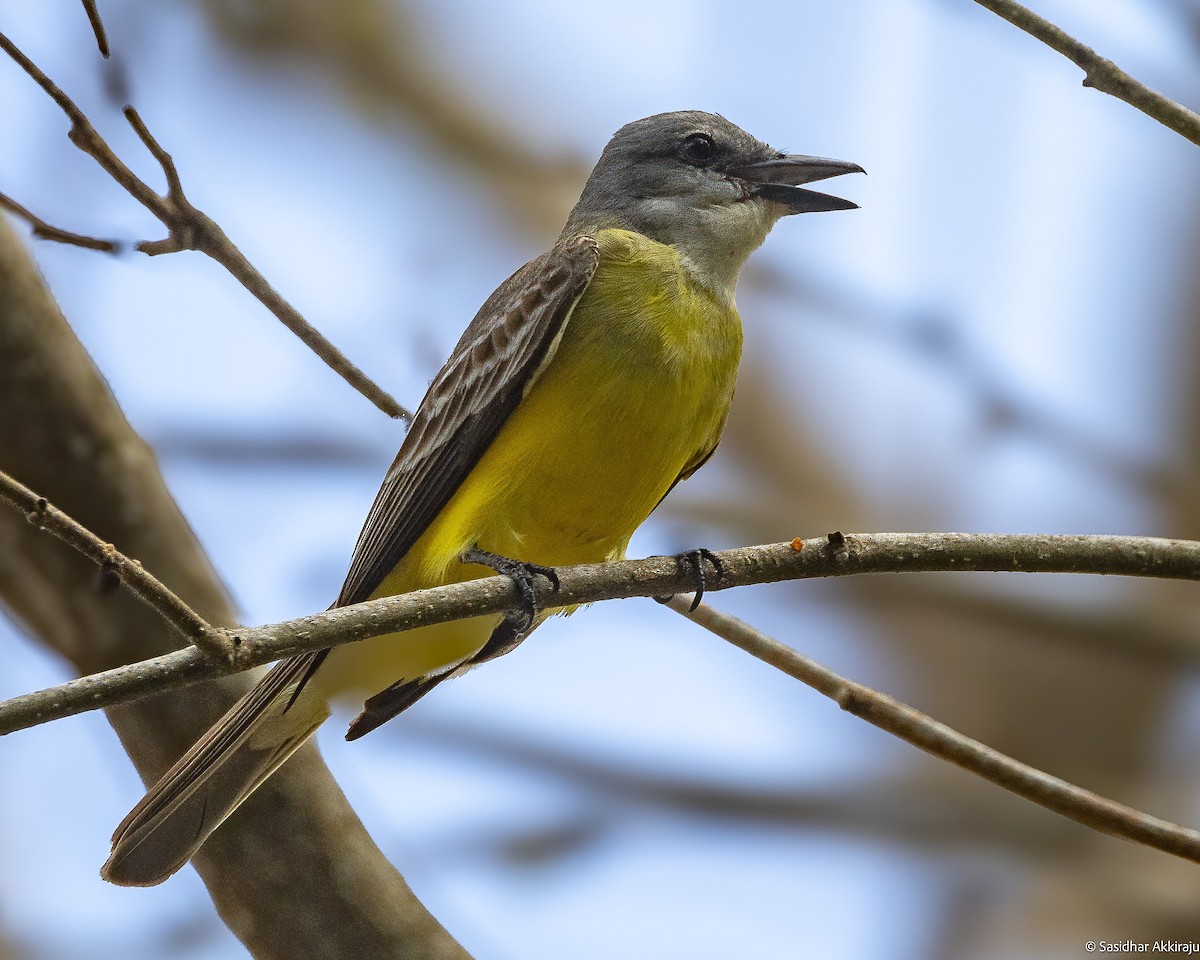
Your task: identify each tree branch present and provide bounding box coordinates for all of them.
[80,0,109,59]
[663,595,1200,865]
[0,468,232,661]
[972,0,1200,146]
[0,191,118,251]
[0,28,411,421]
[5,531,1200,736]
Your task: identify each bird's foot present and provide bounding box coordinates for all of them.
[654,547,724,611]
[462,546,560,636]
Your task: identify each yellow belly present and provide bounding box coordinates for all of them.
[319,229,742,695]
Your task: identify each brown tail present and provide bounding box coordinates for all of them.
[101,651,330,887]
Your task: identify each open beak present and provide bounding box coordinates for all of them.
[727,154,865,214]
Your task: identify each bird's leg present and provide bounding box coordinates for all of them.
[462,545,560,637]
[349,547,563,741]
[347,570,554,742]
[654,548,725,611]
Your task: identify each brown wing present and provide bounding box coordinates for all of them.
[336,234,599,607]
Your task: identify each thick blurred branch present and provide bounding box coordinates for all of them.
[972,0,1200,145]
[5,531,1200,736]
[409,716,1093,862]
[0,27,410,421]
[849,578,1200,668]
[665,595,1200,865]
[0,218,468,960]
[746,266,1189,508]
[198,0,586,235]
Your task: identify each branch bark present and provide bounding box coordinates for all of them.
[0,468,231,661]
[972,0,1200,146]
[5,531,1200,736]
[0,217,468,960]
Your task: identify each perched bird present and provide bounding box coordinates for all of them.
[103,110,861,886]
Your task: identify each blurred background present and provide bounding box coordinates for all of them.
[2,0,1199,957]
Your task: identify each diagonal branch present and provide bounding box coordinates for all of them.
[664,595,1200,865]
[0,468,232,661]
[0,28,411,421]
[972,0,1200,146]
[4,531,1200,736]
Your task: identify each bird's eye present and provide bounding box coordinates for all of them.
[679,133,717,165]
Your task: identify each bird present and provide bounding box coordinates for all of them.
[102,110,862,886]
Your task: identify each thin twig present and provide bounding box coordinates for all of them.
[665,594,1200,865]
[3,532,1200,735]
[122,106,183,202]
[80,0,109,59]
[0,30,158,210]
[0,29,411,421]
[0,192,118,251]
[0,469,231,661]
[973,0,1200,146]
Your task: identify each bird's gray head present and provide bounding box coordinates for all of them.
[563,111,862,297]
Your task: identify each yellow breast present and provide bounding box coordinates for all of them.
[440,227,743,569]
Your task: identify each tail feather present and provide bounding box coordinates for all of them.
[102,652,330,887]
[345,673,447,741]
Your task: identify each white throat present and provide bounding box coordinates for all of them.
[637,196,781,303]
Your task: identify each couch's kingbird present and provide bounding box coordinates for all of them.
[103,111,861,886]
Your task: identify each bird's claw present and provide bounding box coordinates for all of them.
[462,546,559,635]
[654,547,724,611]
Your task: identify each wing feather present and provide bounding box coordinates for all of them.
[102,651,329,885]
[336,235,599,607]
